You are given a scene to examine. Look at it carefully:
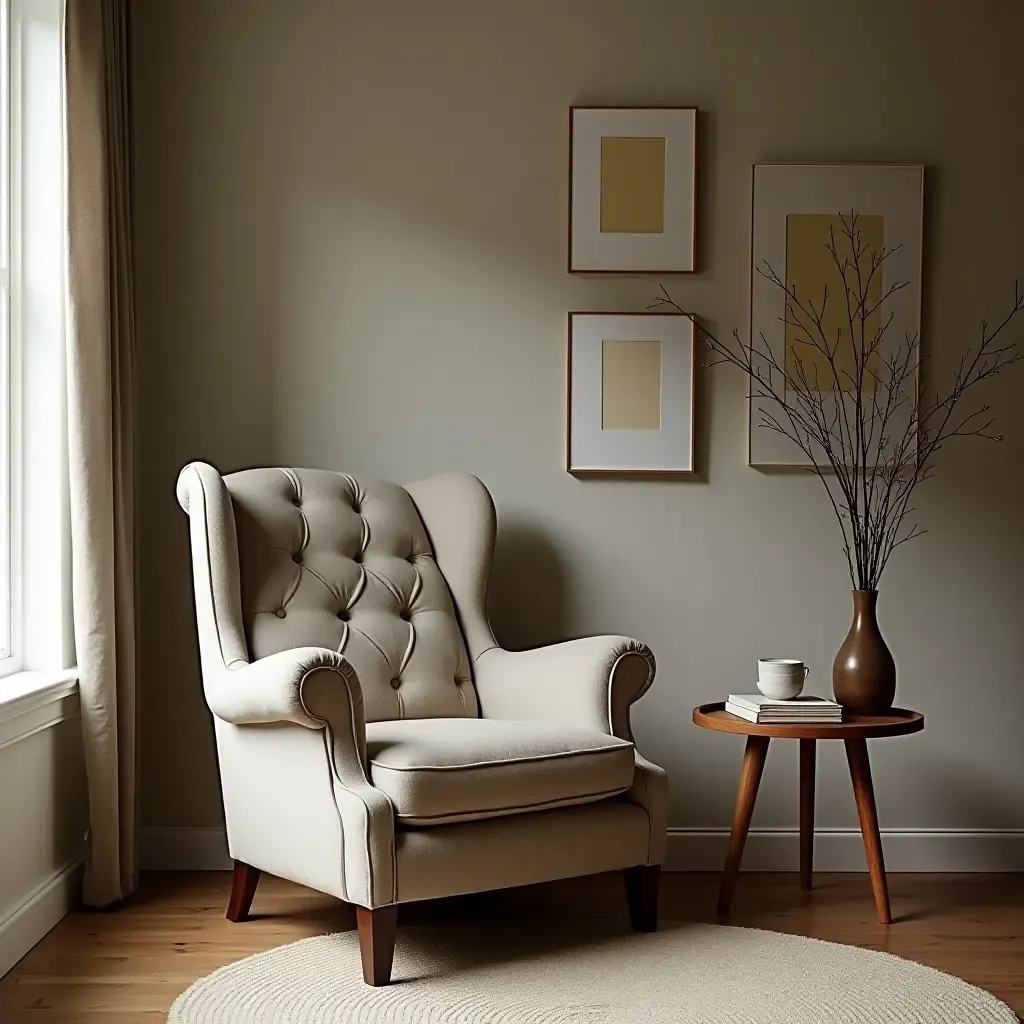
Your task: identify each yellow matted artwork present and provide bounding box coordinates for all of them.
[784,213,884,391]
[600,136,666,234]
[601,340,662,430]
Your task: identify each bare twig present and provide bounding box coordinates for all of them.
[652,217,1023,589]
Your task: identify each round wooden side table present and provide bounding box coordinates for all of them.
[692,702,924,924]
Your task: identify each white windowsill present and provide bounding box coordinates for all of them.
[0,668,79,728]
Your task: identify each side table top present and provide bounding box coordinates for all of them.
[693,702,924,739]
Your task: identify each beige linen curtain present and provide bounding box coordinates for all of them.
[64,0,138,907]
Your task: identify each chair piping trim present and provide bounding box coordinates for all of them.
[298,661,396,907]
[193,468,244,674]
[393,786,631,824]
[369,740,633,773]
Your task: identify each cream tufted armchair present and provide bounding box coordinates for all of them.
[177,463,668,985]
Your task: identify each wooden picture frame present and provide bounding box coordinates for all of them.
[567,312,696,477]
[569,106,698,274]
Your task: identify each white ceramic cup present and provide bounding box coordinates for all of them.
[757,658,809,700]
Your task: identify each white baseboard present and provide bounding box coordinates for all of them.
[665,828,1024,872]
[140,825,1024,874]
[140,826,232,870]
[0,858,83,978]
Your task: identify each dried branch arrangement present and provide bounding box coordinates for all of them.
[652,213,1023,591]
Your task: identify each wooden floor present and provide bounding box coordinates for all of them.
[1,871,1022,1021]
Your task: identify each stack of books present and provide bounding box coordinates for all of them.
[725,694,843,724]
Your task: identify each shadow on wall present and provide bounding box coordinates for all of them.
[487,520,570,652]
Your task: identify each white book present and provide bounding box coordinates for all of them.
[755,715,843,722]
[755,709,842,717]
[756,715,842,721]
[728,693,840,713]
[724,702,759,723]
[726,701,842,724]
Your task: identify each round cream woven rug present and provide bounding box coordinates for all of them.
[169,921,1016,1023]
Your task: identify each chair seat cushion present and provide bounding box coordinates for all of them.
[365,718,635,826]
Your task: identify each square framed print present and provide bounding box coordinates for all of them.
[567,312,695,476]
[749,164,924,467]
[569,107,697,273]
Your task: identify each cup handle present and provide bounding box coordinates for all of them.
[803,666,810,680]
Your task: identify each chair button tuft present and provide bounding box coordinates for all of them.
[337,610,349,621]
[390,677,401,690]
[292,552,302,564]
[275,608,287,619]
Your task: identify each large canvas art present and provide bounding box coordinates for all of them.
[749,164,924,467]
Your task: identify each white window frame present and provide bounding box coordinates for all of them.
[0,0,72,687]
[0,0,15,672]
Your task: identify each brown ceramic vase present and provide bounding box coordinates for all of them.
[832,590,896,714]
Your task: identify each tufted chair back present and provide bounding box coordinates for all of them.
[224,467,477,723]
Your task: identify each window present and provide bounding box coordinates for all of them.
[0,0,12,671]
[0,0,71,683]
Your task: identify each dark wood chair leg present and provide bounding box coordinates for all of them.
[800,738,816,891]
[717,735,770,918]
[623,864,660,932]
[845,738,892,925]
[356,904,398,986]
[226,860,261,922]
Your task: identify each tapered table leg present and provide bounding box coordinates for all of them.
[717,735,770,917]
[800,739,816,891]
[845,738,892,924]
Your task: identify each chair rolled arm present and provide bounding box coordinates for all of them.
[474,635,655,739]
[206,646,397,907]
[205,647,369,767]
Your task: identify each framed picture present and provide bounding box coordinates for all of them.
[567,312,695,476]
[749,164,924,467]
[569,107,697,273]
